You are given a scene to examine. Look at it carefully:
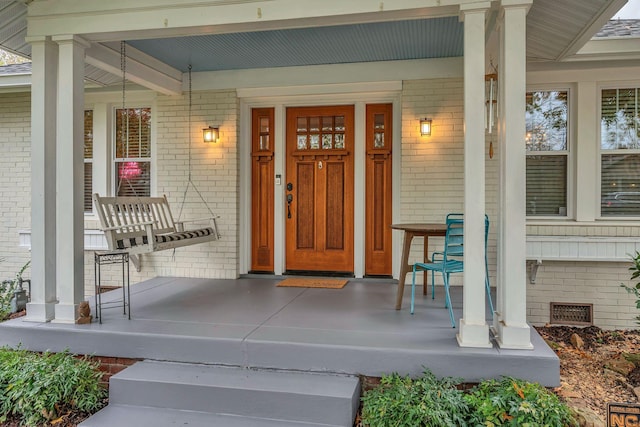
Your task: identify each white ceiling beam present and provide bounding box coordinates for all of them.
[85,42,182,95]
[193,57,462,91]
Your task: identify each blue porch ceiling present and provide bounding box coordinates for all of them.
[0,0,623,87]
[128,17,463,72]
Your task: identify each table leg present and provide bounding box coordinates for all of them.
[423,236,429,295]
[395,231,415,310]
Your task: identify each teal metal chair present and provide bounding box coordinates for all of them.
[427,213,494,315]
[411,214,494,328]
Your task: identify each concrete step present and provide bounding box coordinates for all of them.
[90,361,360,426]
[79,404,341,427]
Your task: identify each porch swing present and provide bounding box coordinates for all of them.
[93,42,220,271]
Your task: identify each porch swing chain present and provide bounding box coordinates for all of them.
[177,65,217,223]
[187,64,193,184]
[121,40,126,119]
[116,40,138,198]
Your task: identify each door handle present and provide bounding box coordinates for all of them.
[286,194,293,219]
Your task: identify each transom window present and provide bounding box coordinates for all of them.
[601,88,640,217]
[114,107,151,197]
[525,90,569,217]
[296,115,346,150]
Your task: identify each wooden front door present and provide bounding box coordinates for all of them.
[285,106,354,273]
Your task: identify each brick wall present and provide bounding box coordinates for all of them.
[525,221,640,328]
[1,82,639,329]
[89,355,140,386]
[0,89,239,296]
[401,78,464,280]
[83,89,240,295]
[400,78,638,329]
[526,261,636,329]
[400,79,499,286]
[105,89,240,280]
[0,92,32,282]
[147,89,239,279]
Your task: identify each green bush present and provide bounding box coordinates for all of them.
[0,279,18,320]
[0,347,107,426]
[621,250,640,324]
[464,377,577,427]
[0,261,30,320]
[360,370,469,426]
[360,370,577,427]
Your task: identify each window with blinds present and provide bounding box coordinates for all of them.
[525,90,569,216]
[114,107,151,197]
[84,110,93,212]
[601,88,640,217]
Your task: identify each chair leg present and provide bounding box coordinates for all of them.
[431,271,435,299]
[442,272,456,328]
[443,273,450,308]
[411,266,417,314]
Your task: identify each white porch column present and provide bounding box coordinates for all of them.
[494,0,533,349]
[53,35,90,323]
[25,37,58,322]
[457,2,491,348]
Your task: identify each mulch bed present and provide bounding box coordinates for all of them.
[0,410,98,427]
[6,309,25,320]
[535,325,640,420]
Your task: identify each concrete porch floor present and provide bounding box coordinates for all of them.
[0,277,559,386]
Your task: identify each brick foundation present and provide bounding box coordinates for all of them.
[85,355,141,387]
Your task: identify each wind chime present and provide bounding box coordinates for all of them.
[485,72,498,159]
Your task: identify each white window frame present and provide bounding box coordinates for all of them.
[84,109,93,214]
[598,83,640,220]
[83,92,157,206]
[111,105,155,197]
[525,86,573,220]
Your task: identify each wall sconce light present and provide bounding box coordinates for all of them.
[420,118,432,136]
[203,126,219,143]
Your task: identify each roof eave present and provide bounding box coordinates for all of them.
[566,36,640,62]
[554,0,628,60]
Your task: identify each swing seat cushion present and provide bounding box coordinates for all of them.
[115,227,216,250]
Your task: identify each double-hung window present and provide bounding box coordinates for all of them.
[84,110,93,212]
[114,107,152,197]
[525,90,569,217]
[601,88,640,217]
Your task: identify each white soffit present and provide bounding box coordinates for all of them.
[526,0,626,61]
[0,0,29,58]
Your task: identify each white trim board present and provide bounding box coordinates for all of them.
[526,235,640,262]
[19,229,108,251]
[526,235,636,283]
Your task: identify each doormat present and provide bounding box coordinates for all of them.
[276,278,348,289]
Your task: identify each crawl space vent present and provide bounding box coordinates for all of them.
[550,302,593,326]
